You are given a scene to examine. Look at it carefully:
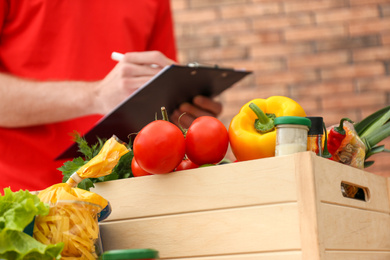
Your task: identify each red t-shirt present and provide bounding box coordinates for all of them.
[0,0,177,192]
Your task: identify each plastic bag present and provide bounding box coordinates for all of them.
[34,200,102,260]
[33,135,129,259]
[327,121,366,169]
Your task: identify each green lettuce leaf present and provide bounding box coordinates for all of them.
[0,188,63,260]
[0,230,63,260]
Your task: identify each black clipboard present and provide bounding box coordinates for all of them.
[56,64,251,160]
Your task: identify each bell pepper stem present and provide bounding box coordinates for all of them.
[335,118,354,135]
[249,103,275,133]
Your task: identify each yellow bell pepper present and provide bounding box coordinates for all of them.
[228,96,306,161]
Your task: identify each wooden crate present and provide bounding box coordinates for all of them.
[92,151,390,260]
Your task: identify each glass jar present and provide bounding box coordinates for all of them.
[100,249,159,260]
[306,117,324,156]
[274,116,311,156]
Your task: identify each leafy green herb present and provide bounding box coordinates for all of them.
[0,188,63,259]
[58,133,134,191]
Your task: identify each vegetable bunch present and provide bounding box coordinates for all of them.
[132,107,229,176]
[228,96,306,161]
[325,106,390,169]
[0,188,63,260]
[59,133,133,191]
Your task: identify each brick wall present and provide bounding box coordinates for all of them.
[171,0,390,176]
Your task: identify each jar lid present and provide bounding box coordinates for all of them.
[306,117,323,135]
[274,116,311,127]
[100,249,158,260]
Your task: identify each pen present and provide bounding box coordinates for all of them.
[111,52,124,61]
[111,51,160,68]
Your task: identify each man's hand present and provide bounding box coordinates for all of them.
[93,51,176,115]
[170,95,223,128]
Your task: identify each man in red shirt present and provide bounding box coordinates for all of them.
[0,1,222,192]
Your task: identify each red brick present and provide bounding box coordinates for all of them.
[287,51,350,69]
[292,97,320,112]
[349,17,390,36]
[380,3,390,16]
[194,46,248,61]
[251,0,283,2]
[360,104,390,119]
[353,47,390,61]
[220,2,281,19]
[171,0,188,11]
[189,0,247,8]
[173,9,218,24]
[255,69,318,85]
[284,0,347,13]
[284,25,347,42]
[356,76,390,92]
[382,33,390,45]
[222,59,285,73]
[321,62,385,80]
[176,37,217,50]
[251,42,313,58]
[350,0,390,6]
[220,32,282,46]
[322,92,387,110]
[290,80,355,98]
[252,13,313,30]
[320,109,360,126]
[315,6,379,23]
[174,24,193,38]
[172,0,390,137]
[316,35,380,51]
[221,84,289,103]
[194,20,250,35]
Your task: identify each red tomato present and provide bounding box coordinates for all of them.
[133,120,185,174]
[175,158,199,171]
[185,116,229,165]
[131,158,153,177]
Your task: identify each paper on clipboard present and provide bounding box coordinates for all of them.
[56,64,252,160]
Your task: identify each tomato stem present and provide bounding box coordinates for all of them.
[177,113,188,136]
[161,107,169,122]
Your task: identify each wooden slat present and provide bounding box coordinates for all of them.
[325,252,390,260]
[160,251,303,260]
[100,204,301,258]
[93,155,299,221]
[96,152,390,259]
[318,203,390,250]
[294,152,321,260]
[313,155,390,212]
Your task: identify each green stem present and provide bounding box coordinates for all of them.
[355,106,390,137]
[322,123,332,159]
[334,118,354,135]
[362,121,390,153]
[249,103,275,133]
[177,112,187,137]
[161,107,169,122]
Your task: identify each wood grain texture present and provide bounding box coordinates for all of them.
[94,152,390,259]
[100,204,301,258]
[93,155,298,221]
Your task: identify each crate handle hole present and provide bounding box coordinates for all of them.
[341,182,369,202]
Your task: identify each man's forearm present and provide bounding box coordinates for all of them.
[0,73,99,127]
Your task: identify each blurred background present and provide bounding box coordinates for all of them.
[170,0,390,176]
